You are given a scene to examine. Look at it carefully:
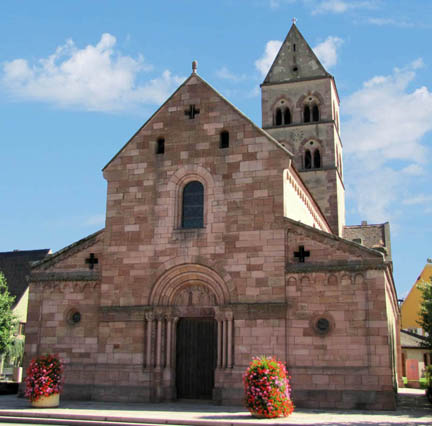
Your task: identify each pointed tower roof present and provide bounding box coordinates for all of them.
[263,23,331,85]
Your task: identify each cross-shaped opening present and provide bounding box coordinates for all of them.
[294,245,310,263]
[185,104,200,119]
[85,253,99,270]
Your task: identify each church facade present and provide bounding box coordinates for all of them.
[25,25,401,409]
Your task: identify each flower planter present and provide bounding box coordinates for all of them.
[250,411,287,419]
[25,354,63,406]
[31,393,60,408]
[244,356,294,419]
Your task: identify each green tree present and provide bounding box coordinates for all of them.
[417,276,432,349]
[0,272,16,355]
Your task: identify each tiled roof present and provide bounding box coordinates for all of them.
[401,329,428,348]
[0,249,50,305]
[343,222,392,261]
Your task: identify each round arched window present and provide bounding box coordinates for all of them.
[182,181,204,229]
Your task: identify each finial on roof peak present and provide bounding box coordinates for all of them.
[292,17,297,25]
[192,60,198,73]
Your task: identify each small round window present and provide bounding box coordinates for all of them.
[67,309,81,325]
[311,314,333,336]
[316,318,330,333]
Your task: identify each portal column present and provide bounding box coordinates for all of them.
[222,317,227,368]
[226,312,233,368]
[144,313,153,368]
[166,317,172,368]
[156,316,162,368]
[216,317,223,368]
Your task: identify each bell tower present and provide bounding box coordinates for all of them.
[261,23,345,235]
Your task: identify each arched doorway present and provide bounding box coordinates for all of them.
[176,317,217,399]
[148,263,232,401]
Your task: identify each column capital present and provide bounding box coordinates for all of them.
[144,312,154,321]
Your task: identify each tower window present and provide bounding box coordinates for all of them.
[275,106,291,126]
[182,181,204,229]
[220,131,229,149]
[314,149,321,168]
[156,138,165,154]
[312,105,319,122]
[304,105,310,123]
[304,150,312,169]
[284,108,291,125]
[293,43,296,52]
[275,108,282,126]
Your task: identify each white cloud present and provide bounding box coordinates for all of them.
[1,34,185,112]
[368,17,413,28]
[345,166,401,222]
[342,60,432,222]
[311,0,376,14]
[344,60,432,163]
[313,0,350,14]
[268,0,377,14]
[84,214,106,227]
[269,0,296,9]
[215,66,247,81]
[255,40,283,77]
[401,164,424,176]
[313,36,343,68]
[403,195,432,206]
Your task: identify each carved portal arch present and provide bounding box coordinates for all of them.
[149,263,230,306]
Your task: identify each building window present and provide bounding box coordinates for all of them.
[284,107,291,125]
[304,149,312,169]
[274,105,291,126]
[220,131,229,149]
[312,104,320,122]
[304,105,310,123]
[156,138,165,154]
[182,181,204,228]
[66,309,82,325]
[275,108,282,126]
[314,149,321,168]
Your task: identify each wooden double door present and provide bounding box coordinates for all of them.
[176,317,217,399]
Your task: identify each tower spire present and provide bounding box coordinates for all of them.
[262,24,330,85]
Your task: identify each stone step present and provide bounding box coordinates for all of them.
[0,415,178,426]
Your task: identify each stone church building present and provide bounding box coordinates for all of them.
[25,24,401,409]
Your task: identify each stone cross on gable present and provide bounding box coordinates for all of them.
[85,253,98,269]
[294,245,310,263]
[185,104,200,119]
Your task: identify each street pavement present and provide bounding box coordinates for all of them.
[0,388,430,425]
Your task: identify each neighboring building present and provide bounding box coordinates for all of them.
[343,221,392,261]
[400,330,430,383]
[401,260,432,335]
[0,249,50,376]
[400,260,431,383]
[25,24,401,409]
[0,249,50,337]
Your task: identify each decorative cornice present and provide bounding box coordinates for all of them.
[99,302,289,322]
[286,260,385,273]
[31,271,100,282]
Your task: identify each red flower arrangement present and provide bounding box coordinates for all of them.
[243,355,294,418]
[24,354,64,402]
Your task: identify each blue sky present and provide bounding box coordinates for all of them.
[1,0,431,298]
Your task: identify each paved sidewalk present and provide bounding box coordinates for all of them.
[0,388,430,425]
